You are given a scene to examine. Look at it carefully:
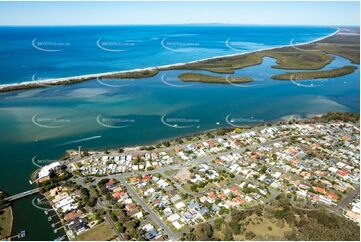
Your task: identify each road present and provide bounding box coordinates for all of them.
[104,209,125,241]
[334,185,360,214]
[117,177,177,240]
[5,188,40,201]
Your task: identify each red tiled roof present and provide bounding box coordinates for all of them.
[326,192,340,201]
[233,197,245,205]
[106,179,116,186]
[126,203,137,210]
[142,175,152,181]
[112,191,125,199]
[127,208,140,217]
[64,210,82,222]
[337,170,349,177]
[218,192,226,199]
[314,186,326,194]
[230,185,238,193]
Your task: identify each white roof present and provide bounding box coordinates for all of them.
[172,221,183,230]
[167,213,180,222]
[175,201,185,209]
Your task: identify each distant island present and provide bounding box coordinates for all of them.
[272,65,357,80]
[178,73,254,84]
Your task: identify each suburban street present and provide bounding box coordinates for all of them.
[118,177,177,240]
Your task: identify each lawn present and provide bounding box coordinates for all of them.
[0,207,13,239]
[73,221,116,241]
[164,169,177,177]
[233,214,292,240]
[183,175,233,193]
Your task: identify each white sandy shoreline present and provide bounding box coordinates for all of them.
[0,28,340,92]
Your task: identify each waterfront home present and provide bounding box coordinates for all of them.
[67,217,90,236]
[64,210,82,223]
[36,161,64,183]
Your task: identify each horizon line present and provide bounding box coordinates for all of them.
[0,23,359,27]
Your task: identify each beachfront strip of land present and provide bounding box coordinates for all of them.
[0,27,359,93]
[31,113,360,241]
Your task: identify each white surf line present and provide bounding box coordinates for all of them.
[0,28,340,91]
[54,135,102,147]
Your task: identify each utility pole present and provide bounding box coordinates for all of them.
[78,146,82,158]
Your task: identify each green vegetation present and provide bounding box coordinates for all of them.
[0,192,9,210]
[313,112,360,123]
[73,221,116,241]
[182,222,214,241]
[272,65,357,80]
[166,44,336,74]
[0,69,159,93]
[178,73,254,84]
[263,47,334,70]
[314,29,360,64]
[182,193,360,241]
[167,52,264,74]
[80,187,98,207]
[101,69,159,79]
[0,207,12,240]
[166,28,359,75]
[108,206,142,240]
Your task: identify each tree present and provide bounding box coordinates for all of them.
[230,222,242,235]
[259,165,267,174]
[190,184,198,192]
[214,218,223,230]
[223,226,233,241]
[193,223,213,241]
[272,154,277,161]
[245,231,256,240]
[162,141,171,147]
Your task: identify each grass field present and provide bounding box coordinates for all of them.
[0,207,13,240]
[73,221,116,241]
[164,169,177,177]
[234,215,292,240]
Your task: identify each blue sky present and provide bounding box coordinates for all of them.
[0,1,359,26]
